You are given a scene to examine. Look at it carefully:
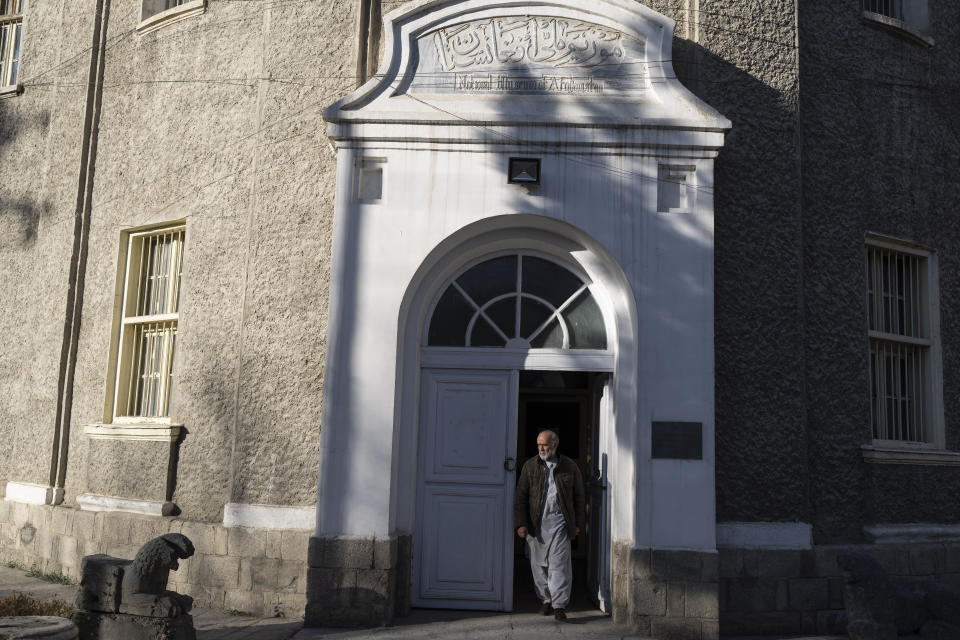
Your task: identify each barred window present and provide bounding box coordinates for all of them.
[862,0,903,20]
[114,226,184,419]
[139,0,205,33]
[860,0,932,45]
[0,0,23,89]
[142,0,189,19]
[866,238,940,445]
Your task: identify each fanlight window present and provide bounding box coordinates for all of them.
[428,255,606,349]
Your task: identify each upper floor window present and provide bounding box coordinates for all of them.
[139,0,205,35]
[0,0,23,89]
[114,225,185,420]
[860,0,933,46]
[866,236,942,446]
[427,254,606,350]
[143,0,189,18]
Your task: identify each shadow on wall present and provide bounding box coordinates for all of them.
[676,42,815,528]
[0,196,49,248]
[0,109,53,249]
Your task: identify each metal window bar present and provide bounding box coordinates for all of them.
[133,229,184,317]
[861,0,903,20]
[9,22,19,86]
[867,244,929,442]
[0,27,7,86]
[0,0,22,88]
[125,323,177,417]
[867,246,922,339]
[118,228,184,418]
[869,338,927,442]
[0,1,24,18]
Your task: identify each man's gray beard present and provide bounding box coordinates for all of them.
[538,449,554,461]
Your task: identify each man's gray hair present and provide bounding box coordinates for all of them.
[538,429,559,445]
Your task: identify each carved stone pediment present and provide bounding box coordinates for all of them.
[324,0,730,144]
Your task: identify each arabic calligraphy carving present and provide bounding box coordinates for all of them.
[433,17,629,71]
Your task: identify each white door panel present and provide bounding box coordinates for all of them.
[419,486,502,600]
[424,377,507,484]
[413,369,516,610]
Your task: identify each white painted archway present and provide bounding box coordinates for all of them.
[391,215,639,610]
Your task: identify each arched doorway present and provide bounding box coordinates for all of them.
[407,248,619,612]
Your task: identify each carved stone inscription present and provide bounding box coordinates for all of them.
[433,17,629,72]
[454,73,606,94]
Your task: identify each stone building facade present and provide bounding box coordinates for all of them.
[1,1,958,639]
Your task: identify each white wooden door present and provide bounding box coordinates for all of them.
[413,369,517,610]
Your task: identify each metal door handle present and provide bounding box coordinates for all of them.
[504,457,516,471]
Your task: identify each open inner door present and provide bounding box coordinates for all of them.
[514,370,609,612]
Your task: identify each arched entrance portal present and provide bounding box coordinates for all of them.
[314,0,728,628]
[404,242,625,613]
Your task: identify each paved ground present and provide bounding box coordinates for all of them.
[1,564,848,639]
[294,606,646,640]
[293,610,847,640]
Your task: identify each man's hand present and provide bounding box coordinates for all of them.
[517,526,527,538]
[575,527,580,537]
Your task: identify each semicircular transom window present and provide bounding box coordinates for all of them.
[427,255,607,349]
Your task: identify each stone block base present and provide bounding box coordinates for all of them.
[718,542,960,636]
[73,612,195,640]
[612,542,719,640]
[304,534,411,627]
[0,499,311,618]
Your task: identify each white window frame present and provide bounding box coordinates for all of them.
[105,223,186,426]
[864,234,944,451]
[138,0,205,36]
[0,0,24,92]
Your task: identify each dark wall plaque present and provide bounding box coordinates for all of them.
[651,422,702,460]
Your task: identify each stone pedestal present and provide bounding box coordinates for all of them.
[74,555,127,614]
[73,612,195,640]
[0,616,78,639]
[304,534,411,627]
[74,534,196,639]
[612,542,720,640]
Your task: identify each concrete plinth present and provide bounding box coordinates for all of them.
[72,611,195,640]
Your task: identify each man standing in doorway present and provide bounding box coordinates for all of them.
[514,429,586,622]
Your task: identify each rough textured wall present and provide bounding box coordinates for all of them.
[64,0,358,519]
[695,1,808,525]
[798,0,960,541]
[229,0,355,508]
[638,1,809,523]
[0,4,98,489]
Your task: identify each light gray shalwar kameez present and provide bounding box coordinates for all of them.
[526,457,573,609]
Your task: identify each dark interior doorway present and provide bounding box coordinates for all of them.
[512,370,606,613]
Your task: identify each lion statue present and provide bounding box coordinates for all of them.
[117,533,195,617]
